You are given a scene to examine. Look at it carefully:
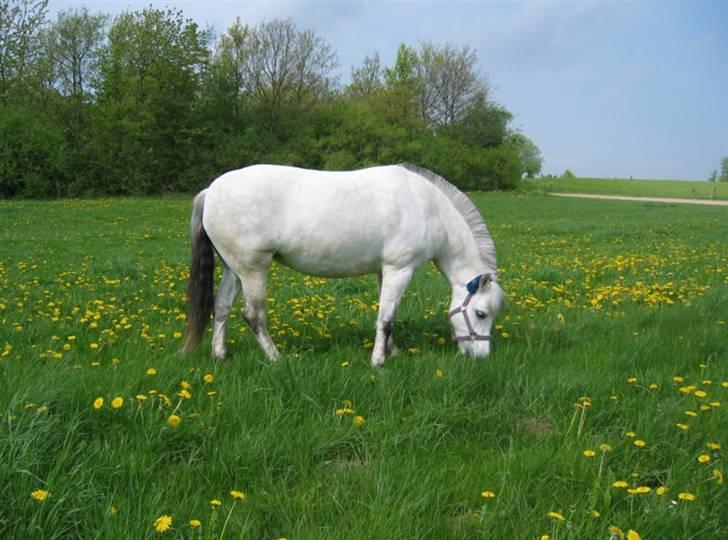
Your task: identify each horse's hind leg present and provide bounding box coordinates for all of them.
[212,261,241,360]
[372,266,413,367]
[239,259,280,361]
[377,271,399,357]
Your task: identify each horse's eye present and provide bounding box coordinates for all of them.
[475,310,487,320]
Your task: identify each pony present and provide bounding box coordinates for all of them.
[182,164,504,366]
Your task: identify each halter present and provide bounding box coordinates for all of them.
[448,274,492,342]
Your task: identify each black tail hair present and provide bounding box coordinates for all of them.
[181,190,215,353]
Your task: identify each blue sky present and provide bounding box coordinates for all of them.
[49,1,728,180]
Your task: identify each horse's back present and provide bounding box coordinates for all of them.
[202,165,442,276]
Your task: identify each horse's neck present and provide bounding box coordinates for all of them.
[435,209,484,289]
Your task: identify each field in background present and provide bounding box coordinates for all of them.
[1,193,726,539]
[527,176,728,200]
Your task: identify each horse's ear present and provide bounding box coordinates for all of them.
[479,273,493,291]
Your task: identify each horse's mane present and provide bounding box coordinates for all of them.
[400,163,497,274]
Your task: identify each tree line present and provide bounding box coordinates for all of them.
[0,1,543,198]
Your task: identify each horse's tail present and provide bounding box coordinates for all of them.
[181,189,215,353]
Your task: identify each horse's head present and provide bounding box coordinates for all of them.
[448,273,505,357]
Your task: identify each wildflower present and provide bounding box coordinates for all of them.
[626,531,642,540]
[481,491,495,498]
[180,380,191,390]
[335,408,354,415]
[230,490,246,500]
[31,489,49,501]
[203,374,214,383]
[625,431,636,438]
[177,389,191,399]
[146,368,157,376]
[589,509,600,518]
[713,469,724,484]
[633,439,646,447]
[608,525,625,539]
[436,337,447,345]
[111,396,124,409]
[107,506,118,515]
[612,481,629,488]
[167,415,181,427]
[707,442,721,450]
[353,415,366,426]
[678,492,696,501]
[435,369,444,378]
[648,383,658,390]
[547,511,565,521]
[340,361,349,367]
[210,499,222,507]
[136,394,147,401]
[189,519,201,528]
[694,390,708,398]
[583,449,596,457]
[93,397,104,410]
[685,410,697,417]
[599,443,612,452]
[676,423,689,430]
[627,486,651,495]
[153,514,172,533]
[627,377,637,383]
[541,536,550,540]
[656,486,668,495]
[673,376,685,383]
[697,454,711,463]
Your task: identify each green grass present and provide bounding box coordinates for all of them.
[526,176,728,200]
[1,193,727,539]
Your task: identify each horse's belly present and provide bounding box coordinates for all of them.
[274,243,382,278]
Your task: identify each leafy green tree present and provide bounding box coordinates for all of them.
[509,133,543,178]
[720,156,728,182]
[94,7,210,194]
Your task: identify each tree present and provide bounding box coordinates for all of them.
[510,133,543,178]
[348,51,383,98]
[0,0,48,103]
[720,156,728,182]
[44,7,107,99]
[94,7,210,193]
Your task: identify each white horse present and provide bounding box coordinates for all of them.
[182,164,505,367]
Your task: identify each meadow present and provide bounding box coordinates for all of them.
[1,192,726,539]
[527,177,728,200]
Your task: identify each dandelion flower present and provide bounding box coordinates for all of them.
[627,486,651,495]
[608,525,624,539]
[626,530,642,540]
[353,415,366,426]
[633,439,646,447]
[707,442,720,450]
[589,509,600,518]
[694,390,707,398]
[167,415,181,427]
[203,374,214,383]
[435,369,444,378]
[713,469,724,484]
[180,380,191,390]
[583,449,596,457]
[599,443,612,452]
[93,397,104,410]
[627,377,637,383]
[189,519,201,528]
[625,431,636,438]
[676,423,689,431]
[678,492,696,501]
[547,511,565,521]
[31,489,49,501]
[481,491,495,498]
[146,368,157,376]
[111,396,124,409]
[697,454,711,463]
[210,499,221,507]
[612,481,629,488]
[230,490,246,500]
[656,486,668,495]
[153,515,172,533]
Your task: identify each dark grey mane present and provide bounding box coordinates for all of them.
[400,163,497,274]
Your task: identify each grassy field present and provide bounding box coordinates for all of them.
[1,192,727,539]
[526,177,728,200]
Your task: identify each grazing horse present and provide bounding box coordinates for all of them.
[182,164,504,366]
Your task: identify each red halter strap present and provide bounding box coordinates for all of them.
[448,292,491,342]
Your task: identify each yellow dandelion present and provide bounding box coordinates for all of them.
[676,423,689,431]
[694,390,708,398]
[136,394,147,401]
[608,525,624,539]
[685,410,697,417]
[583,449,596,457]
[713,469,724,484]
[177,389,192,399]
[167,415,181,427]
[93,397,104,410]
[541,536,551,540]
[648,383,658,390]
[436,337,447,345]
[625,431,636,438]
[589,509,600,518]
[697,454,711,463]
[627,486,651,495]
[547,511,565,521]
[180,380,191,390]
[633,439,646,447]
[210,499,222,507]
[111,396,124,409]
[435,369,444,378]
[153,514,172,533]
[481,491,496,498]
[353,415,366,426]
[678,492,696,501]
[146,368,157,376]
[627,377,637,383]
[230,490,246,500]
[612,480,629,488]
[626,530,641,540]
[599,443,612,452]
[656,486,668,495]
[673,376,685,383]
[707,442,720,450]
[31,489,49,501]
[189,519,201,528]
[203,374,214,383]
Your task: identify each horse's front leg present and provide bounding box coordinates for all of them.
[239,263,280,361]
[212,264,241,360]
[377,272,399,357]
[371,266,413,367]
